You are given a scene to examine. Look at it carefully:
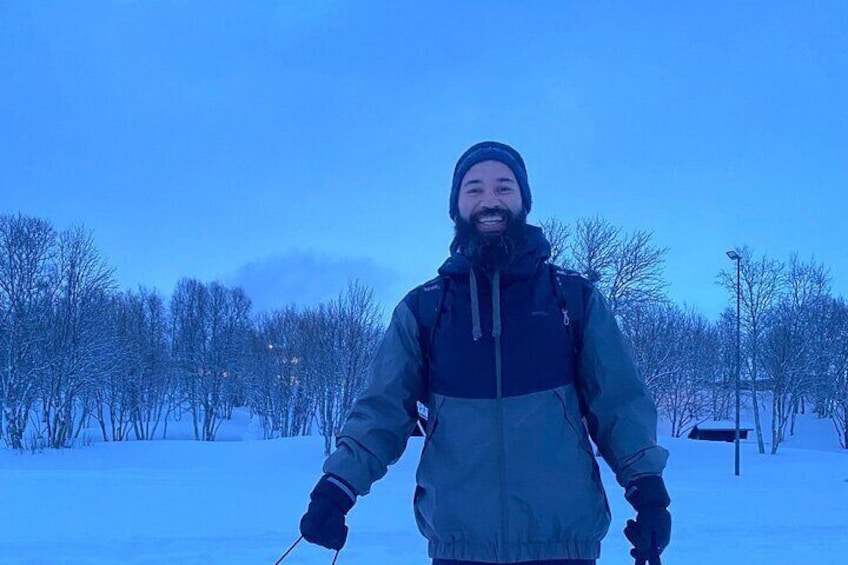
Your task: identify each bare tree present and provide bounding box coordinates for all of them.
[539,217,571,267]
[566,216,667,319]
[39,226,115,448]
[332,281,383,436]
[711,309,738,421]
[251,307,302,439]
[298,304,335,453]
[665,310,720,437]
[131,288,172,440]
[91,293,133,441]
[0,214,56,449]
[299,281,383,455]
[568,216,620,285]
[620,302,683,407]
[760,255,829,453]
[817,297,848,448]
[621,303,718,437]
[93,288,171,441]
[607,230,668,320]
[170,279,251,441]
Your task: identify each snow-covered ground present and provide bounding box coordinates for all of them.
[1,413,846,565]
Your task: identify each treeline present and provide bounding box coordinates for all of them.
[542,217,848,452]
[2,213,847,452]
[0,214,382,452]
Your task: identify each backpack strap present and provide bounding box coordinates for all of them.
[416,275,449,379]
[549,264,591,419]
[549,264,585,359]
[414,276,448,433]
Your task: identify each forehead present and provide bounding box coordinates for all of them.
[461,160,517,185]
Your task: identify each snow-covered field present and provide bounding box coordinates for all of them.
[1,414,846,565]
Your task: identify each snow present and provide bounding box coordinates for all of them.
[1,413,847,564]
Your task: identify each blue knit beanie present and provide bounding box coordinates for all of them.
[449,141,531,221]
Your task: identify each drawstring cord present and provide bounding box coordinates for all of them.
[273,536,341,564]
[469,268,482,341]
[491,270,502,338]
[470,268,503,341]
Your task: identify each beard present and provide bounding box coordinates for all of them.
[453,207,528,273]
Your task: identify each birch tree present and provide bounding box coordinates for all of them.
[251,307,302,439]
[760,256,829,453]
[170,279,251,441]
[39,226,115,448]
[0,215,56,449]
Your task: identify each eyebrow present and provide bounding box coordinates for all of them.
[462,177,516,187]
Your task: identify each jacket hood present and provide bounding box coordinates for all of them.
[438,224,552,281]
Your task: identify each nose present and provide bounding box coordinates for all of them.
[480,187,500,208]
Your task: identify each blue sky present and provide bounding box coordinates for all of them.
[2,1,846,319]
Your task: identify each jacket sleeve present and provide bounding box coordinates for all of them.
[576,286,669,489]
[322,299,425,495]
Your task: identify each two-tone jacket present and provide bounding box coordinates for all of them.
[323,225,668,563]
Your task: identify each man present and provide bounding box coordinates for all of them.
[299,141,671,564]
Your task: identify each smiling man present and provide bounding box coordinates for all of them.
[299,141,671,565]
[451,150,528,275]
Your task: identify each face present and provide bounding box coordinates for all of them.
[457,160,524,234]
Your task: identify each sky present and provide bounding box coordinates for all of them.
[2,1,847,320]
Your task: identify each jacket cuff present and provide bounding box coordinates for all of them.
[312,474,357,514]
[625,475,671,511]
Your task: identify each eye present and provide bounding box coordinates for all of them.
[464,187,482,195]
[497,186,514,193]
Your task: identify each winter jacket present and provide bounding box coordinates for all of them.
[323,225,668,563]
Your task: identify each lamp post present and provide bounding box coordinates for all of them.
[726,249,742,476]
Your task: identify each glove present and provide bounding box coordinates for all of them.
[299,475,356,550]
[624,475,671,565]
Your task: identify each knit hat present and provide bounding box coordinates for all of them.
[449,141,531,221]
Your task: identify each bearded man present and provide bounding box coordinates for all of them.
[299,141,672,565]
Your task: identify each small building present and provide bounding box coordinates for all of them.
[688,420,753,443]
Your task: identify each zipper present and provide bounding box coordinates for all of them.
[495,335,508,558]
[491,270,508,559]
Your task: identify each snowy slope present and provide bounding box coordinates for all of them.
[0,418,846,565]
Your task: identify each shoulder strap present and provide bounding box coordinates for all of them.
[416,275,449,366]
[413,276,448,434]
[549,264,590,419]
[549,264,585,358]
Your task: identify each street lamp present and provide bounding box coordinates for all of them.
[726,249,742,476]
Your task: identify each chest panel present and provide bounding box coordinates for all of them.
[428,272,575,399]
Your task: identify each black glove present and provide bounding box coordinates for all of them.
[299,475,356,551]
[624,475,671,565]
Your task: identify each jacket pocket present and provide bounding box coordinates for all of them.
[553,385,611,527]
[553,385,594,457]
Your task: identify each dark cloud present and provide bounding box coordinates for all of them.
[227,250,400,313]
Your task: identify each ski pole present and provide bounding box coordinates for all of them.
[274,535,302,564]
[274,535,341,564]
